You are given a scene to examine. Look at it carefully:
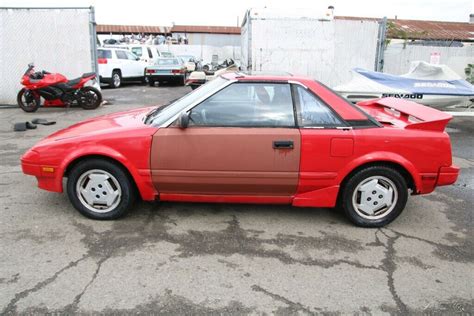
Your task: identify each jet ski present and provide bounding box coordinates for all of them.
[334,61,474,108]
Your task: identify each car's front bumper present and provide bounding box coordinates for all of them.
[21,149,62,192]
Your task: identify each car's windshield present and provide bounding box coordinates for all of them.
[156,58,179,65]
[146,77,229,126]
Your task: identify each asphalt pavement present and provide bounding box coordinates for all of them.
[0,83,472,315]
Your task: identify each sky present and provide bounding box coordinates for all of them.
[1,0,473,26]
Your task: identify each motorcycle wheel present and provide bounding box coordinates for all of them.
[17,88,41,113]
[78,86,102,110]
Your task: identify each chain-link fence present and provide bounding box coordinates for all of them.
[0,7,97,105]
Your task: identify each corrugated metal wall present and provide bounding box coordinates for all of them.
[0,8,94,105]
[384,43,474,77]
[242,15,379,87]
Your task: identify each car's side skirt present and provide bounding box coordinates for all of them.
[158,185,340,208]
[158,193,293,205]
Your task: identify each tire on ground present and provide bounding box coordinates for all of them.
[110,70,121,89]
[17,88,41,112]
[79,86,102,110]
[66,158,137,220]
[340,165,408,227]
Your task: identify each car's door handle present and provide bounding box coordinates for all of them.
[273,140,294,149]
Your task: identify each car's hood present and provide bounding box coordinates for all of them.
[39,106,156,144]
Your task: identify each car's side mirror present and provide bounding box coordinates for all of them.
[178,112,189,129]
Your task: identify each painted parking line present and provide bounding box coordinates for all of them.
[445,111,474,117]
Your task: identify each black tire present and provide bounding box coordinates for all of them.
[190,85,198,90]
[340,166,408,227]
[17,88,40,112]
[179,75,186,86]
[78,86,102,110]
[67,159,137,220]
[110,70,121,88]
[148,79,155,87]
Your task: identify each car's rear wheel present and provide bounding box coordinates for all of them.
[67,159,136,220]
[110,70,121,89]
[341,166,408,227]
[148,79,155,87]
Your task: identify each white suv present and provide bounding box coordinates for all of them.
[97,48,147,88]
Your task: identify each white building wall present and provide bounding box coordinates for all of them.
[384,43,474,77]
[333,20,379,86]
[0,8,94,105]
[240,17,250,70]
[241,10,380,87]
[173,32,240,46]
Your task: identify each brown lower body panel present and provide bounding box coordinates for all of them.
[152,170,297,195]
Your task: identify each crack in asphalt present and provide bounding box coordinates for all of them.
[1,254,88,315]
[251,285,319,315]
[0,273,20,285]
[378,229,409,314]
[386,227,473,263]
[62,256,109,314]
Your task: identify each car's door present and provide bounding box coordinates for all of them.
[115,50,132,77]
[125,51,145,77]
[151,82,301,196]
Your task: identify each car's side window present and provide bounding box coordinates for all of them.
[295,85,343,127]
[147,47,153,58]
[116,50,128,60]
[98,49,112,59]
[131,47,142,57]
[126,51,137,60]
[189,83,295,127]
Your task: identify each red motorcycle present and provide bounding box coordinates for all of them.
[18,63,102,112]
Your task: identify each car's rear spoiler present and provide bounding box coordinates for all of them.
[356,97,453,132]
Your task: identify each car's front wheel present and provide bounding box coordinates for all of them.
[341,166,408,227]
[67,159,136,220]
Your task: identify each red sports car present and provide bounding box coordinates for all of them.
[21,73,459,227]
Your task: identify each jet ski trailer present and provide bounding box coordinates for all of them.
[334,61,474,108]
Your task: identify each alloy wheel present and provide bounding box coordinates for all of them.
[351,176,398,220]
[76,169,122,213]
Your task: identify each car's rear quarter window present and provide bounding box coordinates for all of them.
[98,49,112,59]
